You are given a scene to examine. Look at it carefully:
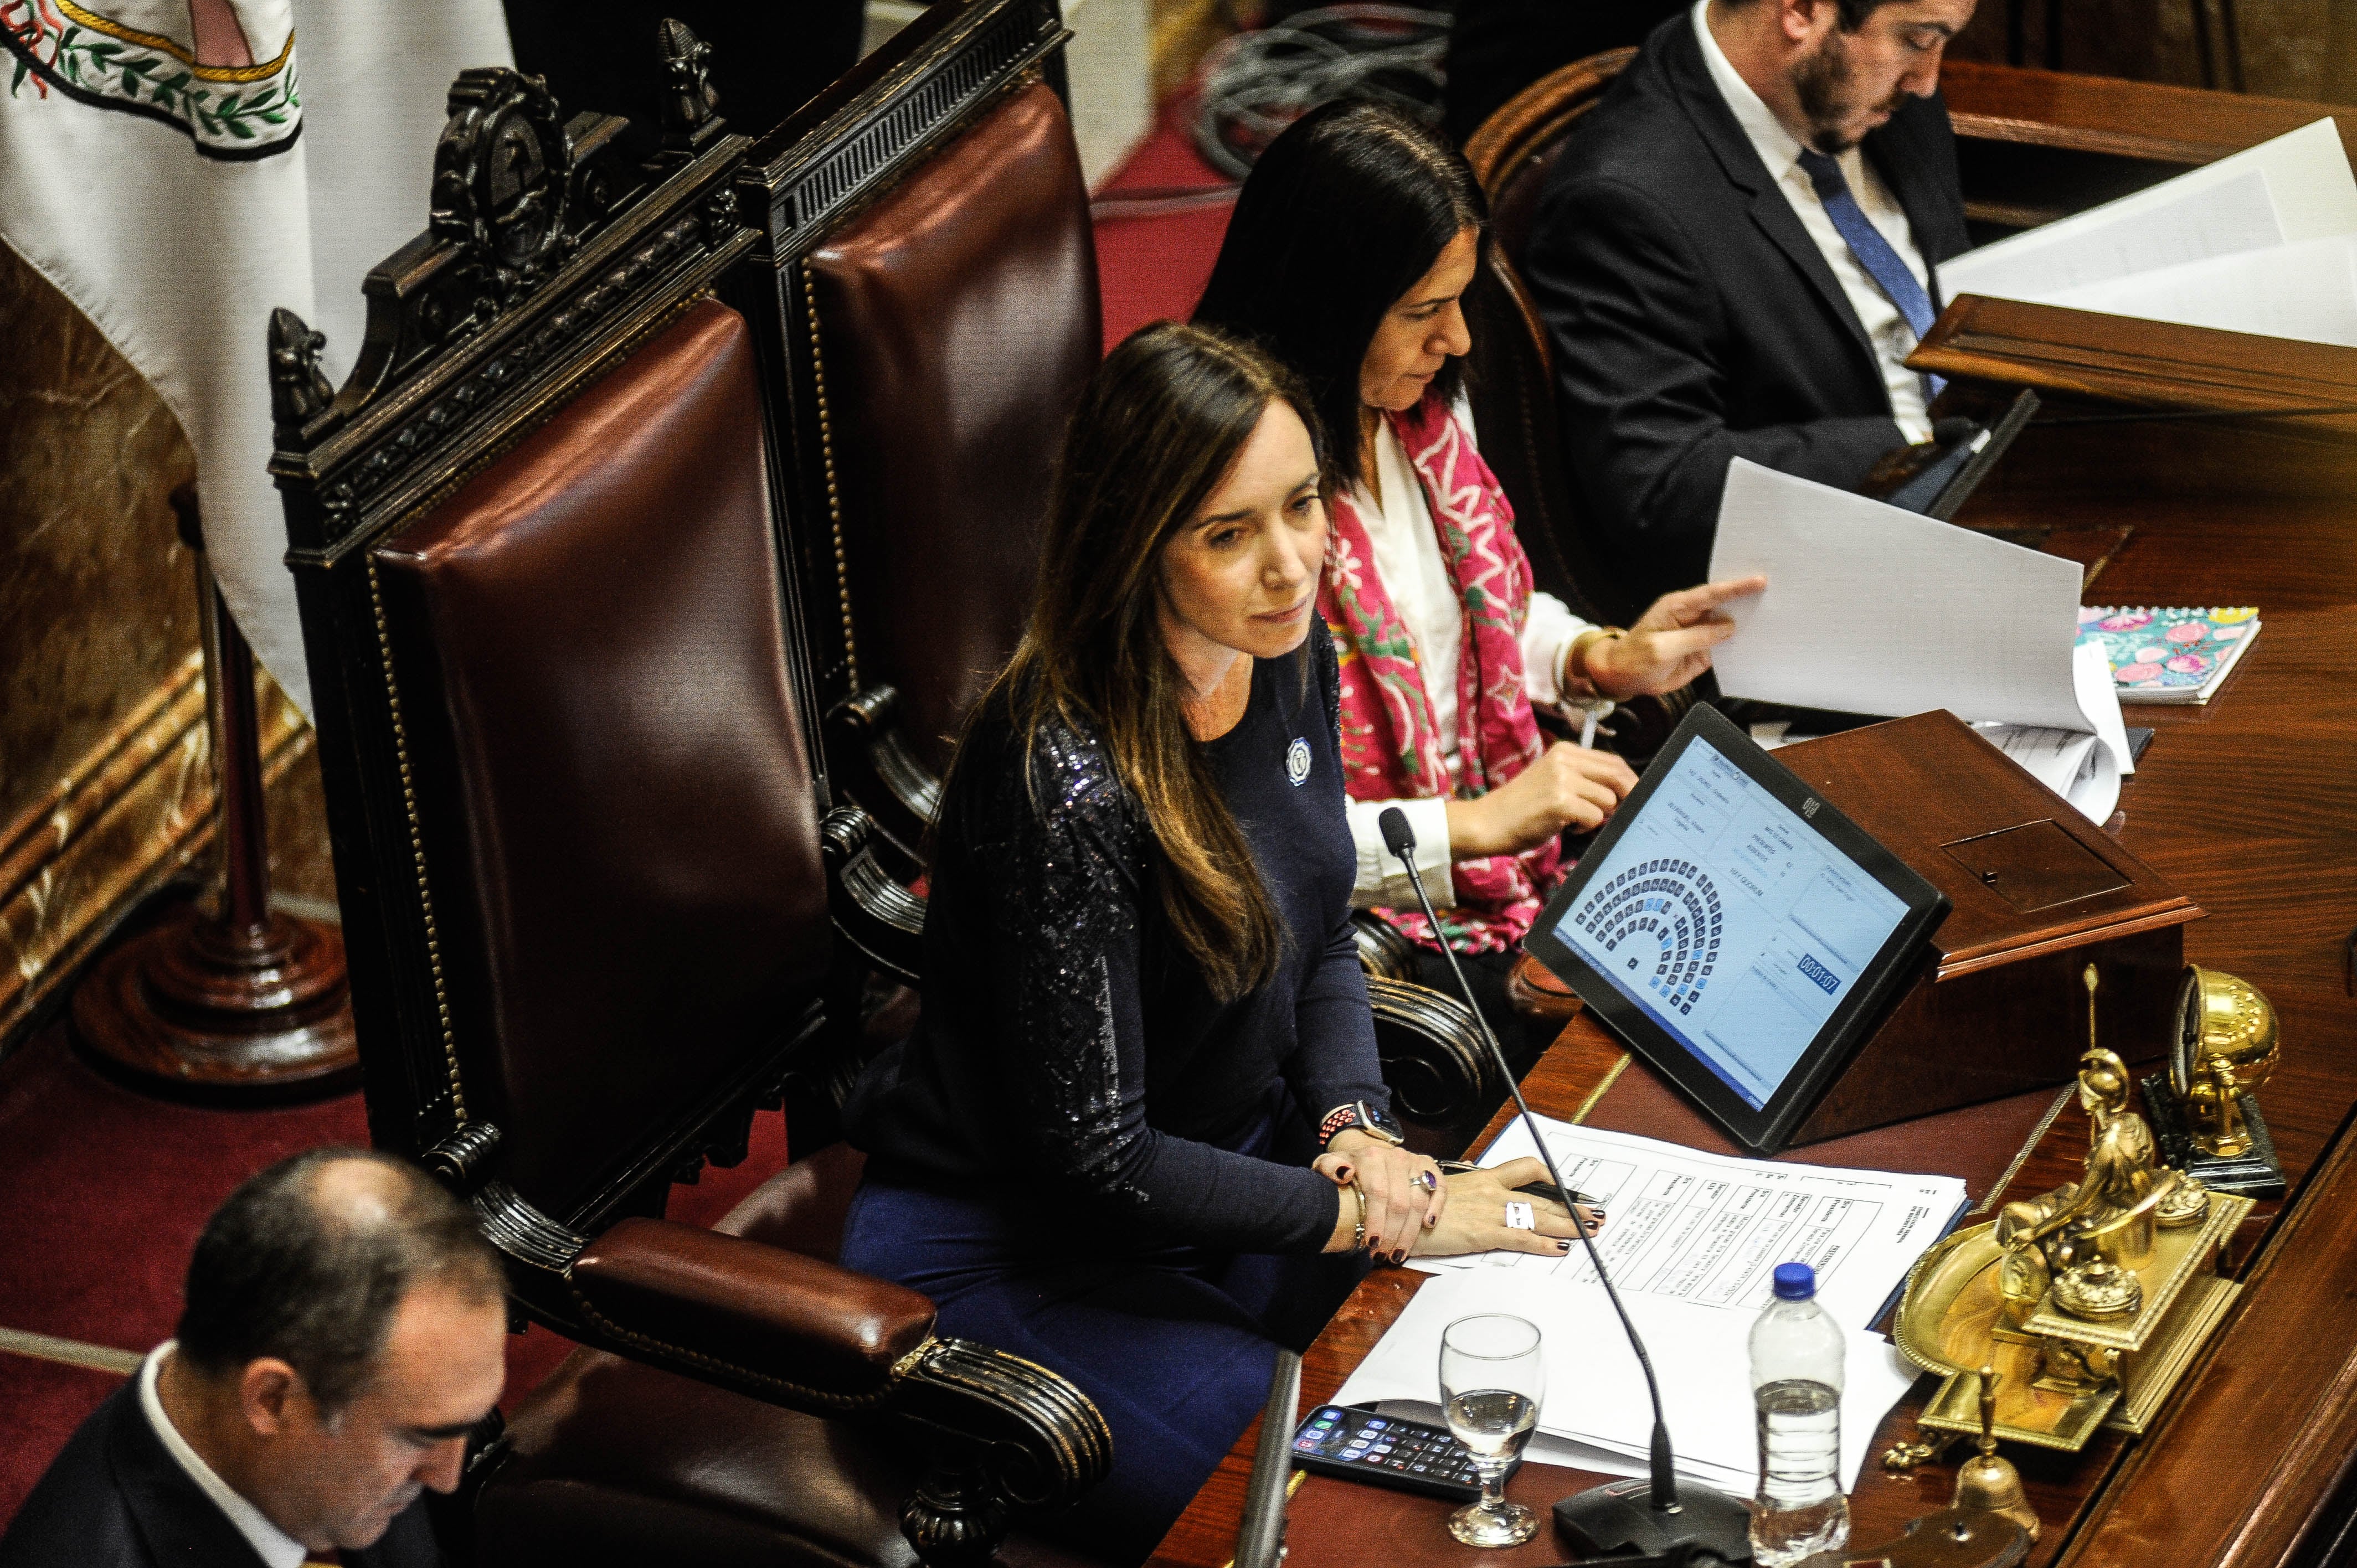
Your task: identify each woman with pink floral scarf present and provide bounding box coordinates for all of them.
[1195,101,1762,1034]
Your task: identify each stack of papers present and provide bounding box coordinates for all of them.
[1706,458,2135,822]
[1336,1118,1964,1495]
[1939,118,2357,347]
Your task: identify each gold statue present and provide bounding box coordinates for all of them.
[1995,970,2209,1328]
[1895,965,2257,1454]
[1952,1366,2039,1543]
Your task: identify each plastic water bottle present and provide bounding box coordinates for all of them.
[1749,1261,1849,1566]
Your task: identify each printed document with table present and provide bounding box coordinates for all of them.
[1341,1118,1963,1495]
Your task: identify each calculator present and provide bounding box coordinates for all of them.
[1287,1404,1519,1503]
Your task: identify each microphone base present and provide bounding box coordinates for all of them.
[1552,1477,1754,1562]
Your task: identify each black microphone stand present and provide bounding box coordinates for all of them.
[1378,808,1752,1562]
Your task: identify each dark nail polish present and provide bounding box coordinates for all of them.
[1558,1240,1573,1252]
[1391,1249,1407,1265]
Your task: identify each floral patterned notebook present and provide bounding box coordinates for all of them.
[2076,606,2260,704]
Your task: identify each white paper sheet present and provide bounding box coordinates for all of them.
[1974,643,2134,822]
[1940,118,2357,305]
[1705,461,2131,821]
[1705,460,2070,723]
[2041,233,2357,347]
[1941,165,2283,301]
[1335,1269,1926,1494]
[1421,1119,1967,1326]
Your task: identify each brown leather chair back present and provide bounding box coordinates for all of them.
[798,79,1100,827]
[1464,49,1638,626]
[369,298,827,1223]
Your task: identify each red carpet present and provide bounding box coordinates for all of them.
[1,117,1224,1534]
[1092,100,1238,349]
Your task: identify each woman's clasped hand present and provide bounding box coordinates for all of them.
[1314,1144,1607,1262]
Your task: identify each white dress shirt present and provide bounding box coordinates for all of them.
[140,1342,311,1568]
[1692,0,1934,442]
[1342,407,1592,911]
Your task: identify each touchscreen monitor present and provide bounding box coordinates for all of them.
[1525,705,1947,1152]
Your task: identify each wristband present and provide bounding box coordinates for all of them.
[1320,1100,1406,1149]
[1566,626,1626,699]
[1350,1181,1370,1252]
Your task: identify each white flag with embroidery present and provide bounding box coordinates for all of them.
[0,0,513,716]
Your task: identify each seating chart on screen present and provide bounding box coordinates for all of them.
[1571,861,1724,1018]
[1548,739,1911,1111]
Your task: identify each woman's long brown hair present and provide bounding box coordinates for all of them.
[978,321,1324,1002]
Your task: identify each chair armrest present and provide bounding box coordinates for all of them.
[569,1216,935,1402]
[821,803,925,986]
[1367,974,1497,1128]
[829,683,944,828]
[1350,910,1419,982]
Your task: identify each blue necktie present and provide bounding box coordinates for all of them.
[1794,148,1946,403]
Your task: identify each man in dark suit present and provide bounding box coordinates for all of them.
[0,1150,506,1567]
[1524,0,1978,605]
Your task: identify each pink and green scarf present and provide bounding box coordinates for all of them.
[1323,393,1562,954]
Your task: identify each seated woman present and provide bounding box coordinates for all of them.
[1193,102,1763,1028]
[838,322,1601,1564]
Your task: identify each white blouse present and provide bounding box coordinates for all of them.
[1342,410,1593,911]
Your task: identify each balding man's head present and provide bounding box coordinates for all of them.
[177,1147,502,1414]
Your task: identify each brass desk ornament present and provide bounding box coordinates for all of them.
[1895,968,2252,1452]
[2141,966,2287,1199]
[1951,1366,2039,1543]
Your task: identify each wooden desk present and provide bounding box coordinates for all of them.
[1150,490,2357,1567]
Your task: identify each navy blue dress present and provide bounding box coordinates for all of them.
[841,621,1389,1562]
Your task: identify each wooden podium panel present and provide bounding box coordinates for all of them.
[1768,711,2199,1143]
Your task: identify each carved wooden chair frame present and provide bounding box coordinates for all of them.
[267,29,1107,1560]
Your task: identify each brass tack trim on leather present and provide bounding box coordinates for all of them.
[889,1335,938,1382]
[800,262,859,688]
[567,1283,904,1411]
[367,557,466,1121]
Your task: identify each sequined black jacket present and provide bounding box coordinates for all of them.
[843,620,1391,1254]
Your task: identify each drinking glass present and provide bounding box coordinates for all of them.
[1439,1313,1546,1546]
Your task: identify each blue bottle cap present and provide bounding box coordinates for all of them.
[1772,1262,1816,1300]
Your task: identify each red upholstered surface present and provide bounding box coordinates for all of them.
[0,117,1223,1535]
[1093,101,1235,349]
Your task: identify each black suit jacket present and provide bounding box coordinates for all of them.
[1524,13,1972,605]
[0,1381,443,1568]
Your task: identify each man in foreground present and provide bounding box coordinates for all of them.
[1,1149,507,1567]
[1526,0,1979,605]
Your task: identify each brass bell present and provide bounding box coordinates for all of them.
[1952,1366,2039,1543]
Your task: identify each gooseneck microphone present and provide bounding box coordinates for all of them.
[1377,808,1751,1562]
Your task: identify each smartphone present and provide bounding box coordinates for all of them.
[1288,1403,1519,1503]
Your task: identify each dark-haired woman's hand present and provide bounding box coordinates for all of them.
[1448,742,1638,858]
[1583,575,1767,700]
[1319,1134,1445,1264]
[1409,1156,1608,1260]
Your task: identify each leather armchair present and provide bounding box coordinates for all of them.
[269,47,1107,1565]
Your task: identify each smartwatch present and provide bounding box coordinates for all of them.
[1320,1100,1406,1149]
